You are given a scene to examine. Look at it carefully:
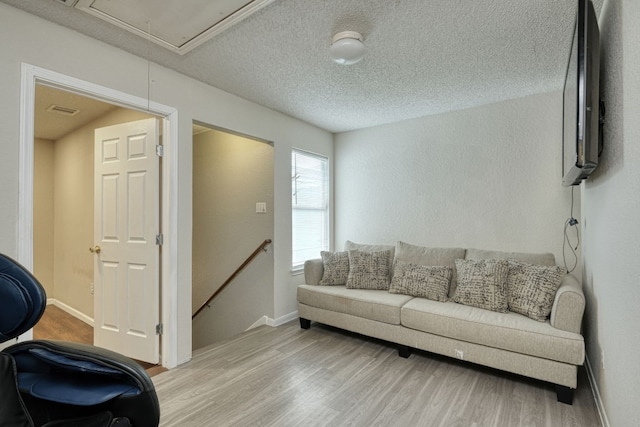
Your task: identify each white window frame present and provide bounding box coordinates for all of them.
[291,149,329,271]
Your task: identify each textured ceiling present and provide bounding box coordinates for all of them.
[3,0,603,133]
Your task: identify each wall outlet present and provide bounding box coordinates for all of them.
[455,349,464,360]
[90,282,94,295]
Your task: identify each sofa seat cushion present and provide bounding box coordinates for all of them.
[297,285,413,325]
[401,298,584,365]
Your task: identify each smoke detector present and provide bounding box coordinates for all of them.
[330,31,365,65]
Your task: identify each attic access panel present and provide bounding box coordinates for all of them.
[75,0,276,54]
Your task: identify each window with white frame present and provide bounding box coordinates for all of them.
[291,149,329,270]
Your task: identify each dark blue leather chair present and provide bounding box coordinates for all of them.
[0,254,160,427]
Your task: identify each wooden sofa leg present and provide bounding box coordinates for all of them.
[555,385,574,405]
[398,345,411,358]
[299,318,311,329]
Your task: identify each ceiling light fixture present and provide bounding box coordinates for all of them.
[330,31,365,65]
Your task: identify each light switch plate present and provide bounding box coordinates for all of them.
[256,202,267,213]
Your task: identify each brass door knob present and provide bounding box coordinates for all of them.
[89,245,101,254]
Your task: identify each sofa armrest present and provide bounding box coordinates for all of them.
[550,274,585,334]
[304,259,324,285]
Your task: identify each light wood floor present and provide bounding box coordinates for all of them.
[33,305,93,344]
[33,305,166,377]
[153,321,601,427]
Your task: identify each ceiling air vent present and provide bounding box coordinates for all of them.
[46,104,80,116]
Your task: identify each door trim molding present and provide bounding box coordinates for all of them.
[19,63,180,368]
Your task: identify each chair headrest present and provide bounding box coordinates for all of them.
[0,254,46,343]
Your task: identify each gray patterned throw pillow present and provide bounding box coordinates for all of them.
[507,259,566,321]
[453,259,509,312]
[319,251,350,285]
[389,261,451,302]
[346,250,391,290]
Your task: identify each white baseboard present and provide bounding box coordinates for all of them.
[247,311,299,331]
[47,298,94,327]
[272,310,299,326]
[584,355,609,427]
[247,315,270,330]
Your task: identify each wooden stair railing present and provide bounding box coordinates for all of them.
[192,239,272,319]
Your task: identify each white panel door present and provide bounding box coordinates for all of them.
[93,118,160,364]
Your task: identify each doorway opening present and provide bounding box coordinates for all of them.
[191,122,275,351]
[19,64,180,368]
[33,85,162,367]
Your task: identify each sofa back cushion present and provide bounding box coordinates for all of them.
[344,240,395,256]
[395,242,466,297]
[344,240,395,273]
[465,248,556,266]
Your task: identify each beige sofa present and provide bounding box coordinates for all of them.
[297,241,586,404]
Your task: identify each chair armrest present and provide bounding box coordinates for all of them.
[550,274,585,334]
[304,259,323,285]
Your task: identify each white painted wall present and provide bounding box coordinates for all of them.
[335,92,577,270]
[582,0,640,425]
[0,3,333,364]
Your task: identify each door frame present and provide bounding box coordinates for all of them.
[18,63,180,368]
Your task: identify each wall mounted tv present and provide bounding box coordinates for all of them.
[562,0,604,187]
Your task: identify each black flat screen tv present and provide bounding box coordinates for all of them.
[562,0,602,186]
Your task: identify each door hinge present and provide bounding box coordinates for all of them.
[156,145,164,157]
[156,234,163,245]
[156,323,163,335]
